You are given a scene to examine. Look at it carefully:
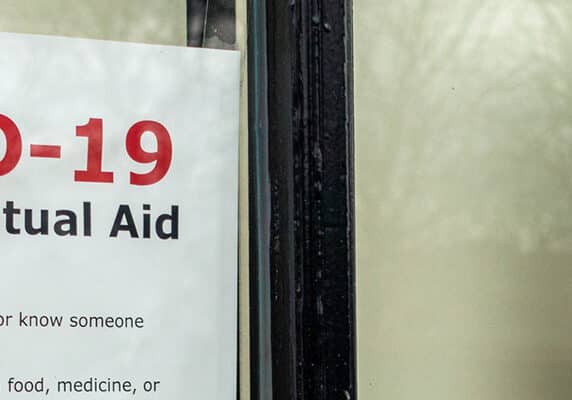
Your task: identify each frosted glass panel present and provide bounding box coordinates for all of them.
[0,0,186,45]
[356,2,572,399]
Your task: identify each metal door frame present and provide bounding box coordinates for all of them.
[248,1,355,399]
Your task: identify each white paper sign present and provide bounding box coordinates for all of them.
[0,32,239,400]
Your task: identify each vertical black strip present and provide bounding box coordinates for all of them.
[247,1,274,400]
[263,0,355,399]
[186,0,207,46]
[266,2,298,399]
